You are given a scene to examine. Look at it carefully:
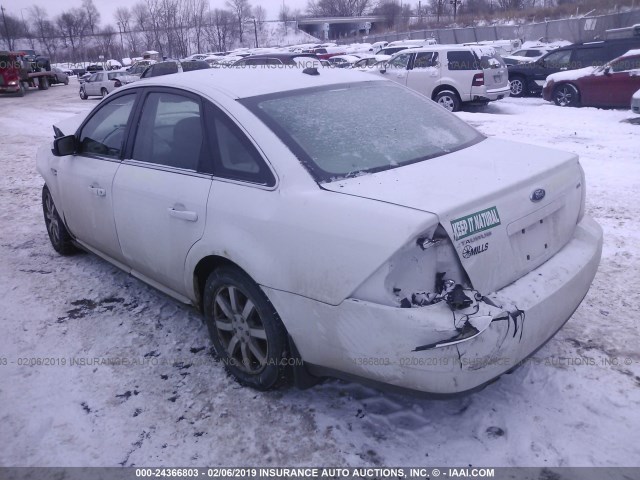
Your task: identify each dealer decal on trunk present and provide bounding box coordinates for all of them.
[451,206,501,241]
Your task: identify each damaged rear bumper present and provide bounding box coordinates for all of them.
[264,216,602,395]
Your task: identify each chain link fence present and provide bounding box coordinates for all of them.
[351,9,640,45]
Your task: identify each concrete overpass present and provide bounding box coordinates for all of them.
[296,16,387,40]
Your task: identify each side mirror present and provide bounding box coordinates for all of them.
[52,135,77,157]
[604,66,612,76]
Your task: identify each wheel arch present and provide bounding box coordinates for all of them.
[192,254,253,312]
[431,84,461,101]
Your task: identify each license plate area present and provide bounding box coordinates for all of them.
[507,198,565,266]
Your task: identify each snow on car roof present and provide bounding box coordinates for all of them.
[119,67,383,99]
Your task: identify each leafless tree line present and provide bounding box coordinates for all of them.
[1,0,278,63]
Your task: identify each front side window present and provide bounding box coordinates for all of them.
[610,55,640,72]
[388,53,412,70]
[78,93,136,158]
[447,51,478,70]
[243,82,483,182]
[542,50,571,69]
[413,52,438,69]
[132,92,203,171]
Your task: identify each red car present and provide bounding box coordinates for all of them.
[543,49,640,107]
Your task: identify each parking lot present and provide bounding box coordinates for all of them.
[0,79,638,466]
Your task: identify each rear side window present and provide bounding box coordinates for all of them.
[204,103,275,186]
[447,51,478,70]
[132,92,204,171]
[79,94,136,158]
[572,47,605,67]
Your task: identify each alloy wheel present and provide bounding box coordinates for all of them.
[212,285,268,374]
[44,189,60,246]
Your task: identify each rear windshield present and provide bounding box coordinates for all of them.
[242,81,483,182]
[479,53,505,69]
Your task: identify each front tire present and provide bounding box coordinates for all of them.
[17,82,26,97]
[203,267,290,390]
[101,88,108,98]
[42,186,77,255]
[553,83,580,107]
[434,90,461,112]
[79,87,87,100]
[38,76,49,90]
[509,75,527,97]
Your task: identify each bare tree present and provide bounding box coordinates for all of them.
[56,8,89,62]
[206,8,236,52]
[253,5,266,31]
[96,25,116,59]
[115,7,139,56]
[0,7,23,51]
[226,0,251,44]
[132,2,155,51]
[30,6,59,58]
[307,0,372,17]
[191,0,209,53]
[82,0,101,34]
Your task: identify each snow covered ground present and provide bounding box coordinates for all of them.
[0,81,638,468]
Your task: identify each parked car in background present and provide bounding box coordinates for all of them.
[38,68,602,395]
[79,70,138,99]
[231,53,317,67]
[502,47,553,66]
[377,45,510,111]
[86,64,104,73]
[508,35,640,97]
[140,60,210,78]
[632,88,640,113]
[353,57,382,70]
[50,67,69,85]
[376,45,421,56]
[542,50,640,108]
[327,55,361,68]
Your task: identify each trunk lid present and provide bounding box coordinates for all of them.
[321,138,584,294]
[475,47,509,90]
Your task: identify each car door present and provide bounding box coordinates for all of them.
[383,52,413,85]
[57,92,138,266]
[88,73,102,96]
[405,51,440,97]
[534,49,572,87]
[112,88,213,298]
[605,55,640,107]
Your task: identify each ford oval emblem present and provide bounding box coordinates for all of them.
[530,188,546,202]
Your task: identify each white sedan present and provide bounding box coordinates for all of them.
[37,68,602,395]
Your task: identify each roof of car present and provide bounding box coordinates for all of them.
[119,67,384,99]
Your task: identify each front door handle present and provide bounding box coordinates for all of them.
[88,186,106,197]
[168,208,198,222]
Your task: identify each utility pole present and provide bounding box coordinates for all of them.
[1,5,14,51]
[253,18,258,48]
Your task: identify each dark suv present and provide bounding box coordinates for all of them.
[508,36,640,97]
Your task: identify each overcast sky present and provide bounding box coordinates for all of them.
[1,0,312,24]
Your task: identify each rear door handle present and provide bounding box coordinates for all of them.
[167,208,198,222]
[88,186,106,197]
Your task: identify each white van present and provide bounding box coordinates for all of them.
[376,45,510,111]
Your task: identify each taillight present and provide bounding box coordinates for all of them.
[472,73,484,86]
[351,225,472,307]
[114,79,122,87]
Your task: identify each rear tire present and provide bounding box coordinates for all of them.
[509,75,527,97]
[434,90,461,112]
[63,77,69,86]
[553,83,580,107]
[42,186,77,255]
[203,266,290,391]
[38,76,49,90]
[79,88,88,100]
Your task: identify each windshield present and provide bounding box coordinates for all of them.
[242,81,483,182]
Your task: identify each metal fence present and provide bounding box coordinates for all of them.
[350,9,640,45]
